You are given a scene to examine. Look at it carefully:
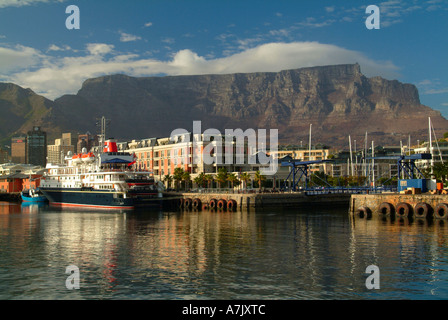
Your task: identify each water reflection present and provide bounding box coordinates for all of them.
[350,213,448,298]
[0,202,447,299]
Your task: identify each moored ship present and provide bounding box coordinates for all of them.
[39,139,162,210]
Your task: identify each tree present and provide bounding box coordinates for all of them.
[431,162,448,183]
[194,172,206,188]
[309,171,329,187]
[240,172,251,190]
[227,173,239,191]
[173,167,184,191]
[205,174,214,189]
[254,170,266,192]
[215,168,228,188]
[163,174,173,189]
[182,171,191,190]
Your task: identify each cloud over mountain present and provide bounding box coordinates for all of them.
[0,41,400,100]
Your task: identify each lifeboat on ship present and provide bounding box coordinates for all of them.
[81,152,95,163]
[72,153,83,164]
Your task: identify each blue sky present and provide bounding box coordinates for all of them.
[0,0,447,117]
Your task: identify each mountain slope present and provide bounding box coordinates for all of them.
[0,83,54,145]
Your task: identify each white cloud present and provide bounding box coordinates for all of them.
[0,0,64,8]
[86,43,114,56]
[0,44,43,73]
[161,38,175,44]
[424,88,448,95]
[47,44,72,52]
[119,31,142,42]
[1,41,400,100]
[144,22,153,27]
[417,78,448,95]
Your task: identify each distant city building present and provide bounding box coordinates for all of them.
[0,148,9,164]
[47,137,75,165]
[26,126,47,167]
[77,132,98,153]
[62,133,77,153]
[11,136,27,164]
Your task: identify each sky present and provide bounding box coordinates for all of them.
[0,0,447,117]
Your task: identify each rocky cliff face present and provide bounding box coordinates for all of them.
[2,64,447,148]
[51,63,446,147]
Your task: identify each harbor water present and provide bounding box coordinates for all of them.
[0,201,447,300]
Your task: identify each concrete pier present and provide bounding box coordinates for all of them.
[0,193,21,202]
[165,191,352,210]
[350,193,448,219]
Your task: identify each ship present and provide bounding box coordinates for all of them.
[39,139,163,210]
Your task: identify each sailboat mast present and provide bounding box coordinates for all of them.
[429,117,434,172]
[349,135,353,176]
[308,124,312,161]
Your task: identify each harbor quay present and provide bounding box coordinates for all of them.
[164,191,352,211]
[350,193,448,220]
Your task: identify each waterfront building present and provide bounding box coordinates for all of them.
[0,163,46,176]
[270,147,330,162]
[117,132,263,186]
[0,172,43,193]
[414,140,448,169]
[0,173,28,193]
[317,145,401,187]
[26,126,47,167]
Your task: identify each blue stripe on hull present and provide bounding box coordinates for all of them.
[39,188,134,209]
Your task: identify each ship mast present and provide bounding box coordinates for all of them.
[96,116,110,147]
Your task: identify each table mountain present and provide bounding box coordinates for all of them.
[2,63,447,148]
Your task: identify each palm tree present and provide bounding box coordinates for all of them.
[205,174,214,189]
[163,174,173,189]
[255,170,266,192]
[215,168,228,189]
[227,173,239,191]
[182,171,191,191]
[240,172,251,190]
[194,172,206,188]
[173,167,184,191]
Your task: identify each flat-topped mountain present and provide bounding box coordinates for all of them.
[1,63,447,148]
